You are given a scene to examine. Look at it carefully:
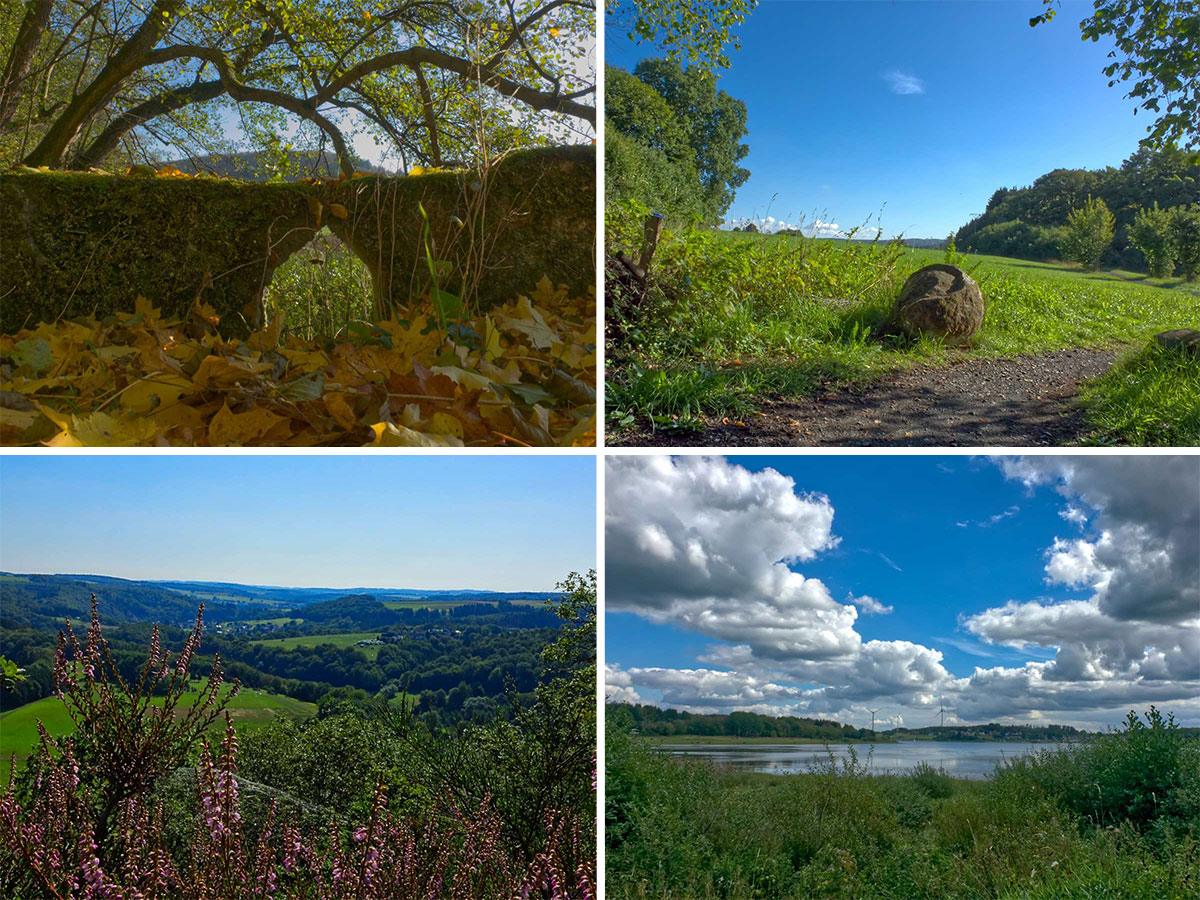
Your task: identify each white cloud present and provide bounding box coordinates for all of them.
[721,216,882,240]
[1060,506,1088,527]
[850,594,893,616]
[996,456,1200,623]
[606,455,1200,731]
[885,70,925,95]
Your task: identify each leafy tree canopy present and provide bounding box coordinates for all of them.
[605,0,757,73]
[1031,0,1199,151]
[633,58,749,206]
[0,0,595,174]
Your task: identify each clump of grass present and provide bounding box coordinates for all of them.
[1078,343,1200,446]
[263,229,375,341]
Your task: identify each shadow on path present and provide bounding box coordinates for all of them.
[614,346,1127,447]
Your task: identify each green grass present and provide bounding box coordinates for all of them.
[607,214,1200,442]
[606,710,1200,900]
[239,616,305,626]
[249,630,386,659]
[1077,343,1200,446]
[0,683,316,783]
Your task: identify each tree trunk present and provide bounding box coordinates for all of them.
[0,0,53,131]
[21,0,185,168]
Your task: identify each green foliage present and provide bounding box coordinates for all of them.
[605,129,708,223]
[956,148,1199,270]
[970,218,1068,261]
[605,66,695,164]
[261,231,373,341]
[605,60,750,223]
[607,709,1200,900]
[1129,202,1178,277]
[0,655,24,692]
[1169,203,1200,280]
[993,708,1200,841]
[1031,1,1199,152]
[2,0,595,173]
[632,58,750,221]
[1062,195,1115,270]
[607,0,759,73]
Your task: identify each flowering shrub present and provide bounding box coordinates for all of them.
[0,597,595,899]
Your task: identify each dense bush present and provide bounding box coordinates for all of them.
[606,129,709,224]
[994,707,1200,840]
[968,218,1067,261]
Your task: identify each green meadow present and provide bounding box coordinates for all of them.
[0,683,315,782]
[607,217,1199,443]
[250,631,387,658]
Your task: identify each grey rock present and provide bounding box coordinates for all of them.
[894,264,985,346]
[1153,329,1200,357]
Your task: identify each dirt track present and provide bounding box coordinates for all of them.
[610,347,1128,447]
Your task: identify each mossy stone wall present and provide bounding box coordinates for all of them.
[0,145,594,335]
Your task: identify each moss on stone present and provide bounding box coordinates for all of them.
[1,145,594,336]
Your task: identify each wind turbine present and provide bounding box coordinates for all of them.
[867,708,880,735]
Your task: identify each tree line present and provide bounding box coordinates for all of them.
[609,701,875,741]
[955,148,1199,277]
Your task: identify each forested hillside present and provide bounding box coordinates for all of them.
[0,573,565,716]
[954,148,1199,270]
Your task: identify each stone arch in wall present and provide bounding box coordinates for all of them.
[0,146,594,336]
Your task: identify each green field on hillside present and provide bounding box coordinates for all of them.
[250,631,385,658]
[718,231,1200,299]
[0,684,316,782]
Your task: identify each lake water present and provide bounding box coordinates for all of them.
[660,740,1053,780]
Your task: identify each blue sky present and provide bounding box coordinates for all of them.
[605,455,1199,730]
[607,0,1152,238]
[0,455,595,591]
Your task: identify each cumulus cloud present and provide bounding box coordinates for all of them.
[850,594,893,616]
[606,456,860,659]
[722,216,881,240]
[605,455,1200,730]
[996,456,1199,623]
[885,70,924,95]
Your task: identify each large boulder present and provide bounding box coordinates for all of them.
[894,264,985,346]
[1153,329,1200,358]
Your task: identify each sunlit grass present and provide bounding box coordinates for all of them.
[1079,344,1200,446]
[607,215,1200,440]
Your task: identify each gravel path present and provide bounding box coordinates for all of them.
[610,346,1128,447]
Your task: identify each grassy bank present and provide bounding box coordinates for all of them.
[606,708,1200,900]
[606,208,1199,441]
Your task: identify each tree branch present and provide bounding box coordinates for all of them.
[21,0,186,167]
